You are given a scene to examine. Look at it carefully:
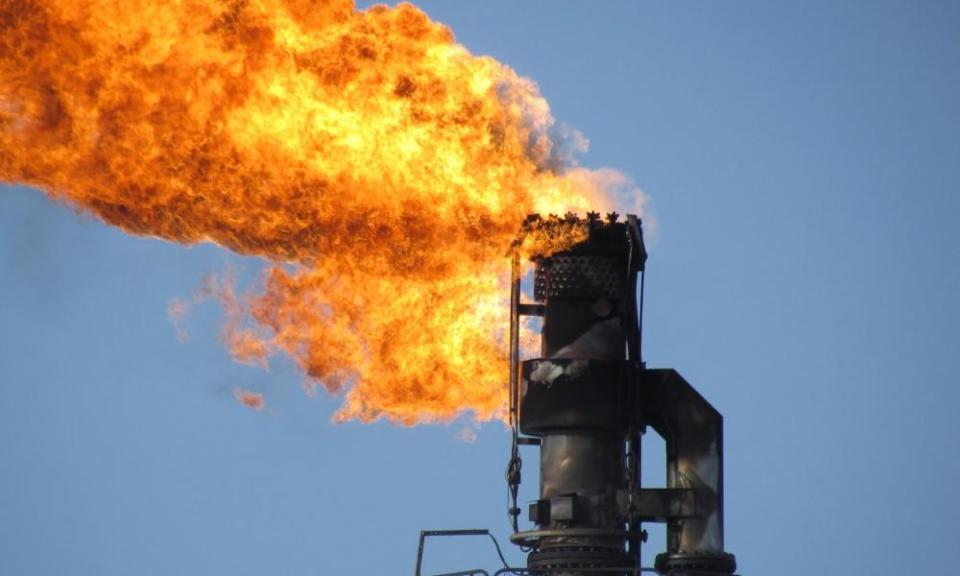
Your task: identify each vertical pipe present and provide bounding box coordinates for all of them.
[509,255,521,432]
[637,269,645,363]
[627,432,642,563]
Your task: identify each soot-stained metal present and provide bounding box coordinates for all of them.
[505,213,738,575]
[413,212,739,576]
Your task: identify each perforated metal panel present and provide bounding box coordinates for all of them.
[534,254,624,301]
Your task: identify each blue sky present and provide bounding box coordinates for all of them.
[2,1,959,574]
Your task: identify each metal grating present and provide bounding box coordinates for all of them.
[534,254,624,301]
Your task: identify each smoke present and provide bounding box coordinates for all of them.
[456,424,479,444]
[168,299,192,342]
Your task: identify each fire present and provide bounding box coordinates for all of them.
[1,0,639,423]
[234,389,265,411]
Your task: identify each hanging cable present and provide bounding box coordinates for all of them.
[505,253,522,533]
[638,266,645,363]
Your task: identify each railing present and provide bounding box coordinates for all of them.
[415,528,661,576]
[425,566,661,576]
[414,530,506,576]
[492,569,660,575]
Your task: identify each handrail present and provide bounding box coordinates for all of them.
[415,529,504,576]
[493,568,660,575]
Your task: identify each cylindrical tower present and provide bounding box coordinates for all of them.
[506,213,737,576]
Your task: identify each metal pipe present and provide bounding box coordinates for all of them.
[502,213,736,575]
[509,255,521,433]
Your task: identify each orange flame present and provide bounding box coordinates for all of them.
[234,388,265,411]
[1,0,640,423]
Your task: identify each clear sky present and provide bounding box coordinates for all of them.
[2,1,959,574]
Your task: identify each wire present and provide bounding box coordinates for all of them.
[505,254,523,535]
[486,533,524,576]
[638,267,645,363]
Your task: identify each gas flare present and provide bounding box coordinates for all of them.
[1,0,641,423]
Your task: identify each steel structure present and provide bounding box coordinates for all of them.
[417,213,739,576]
